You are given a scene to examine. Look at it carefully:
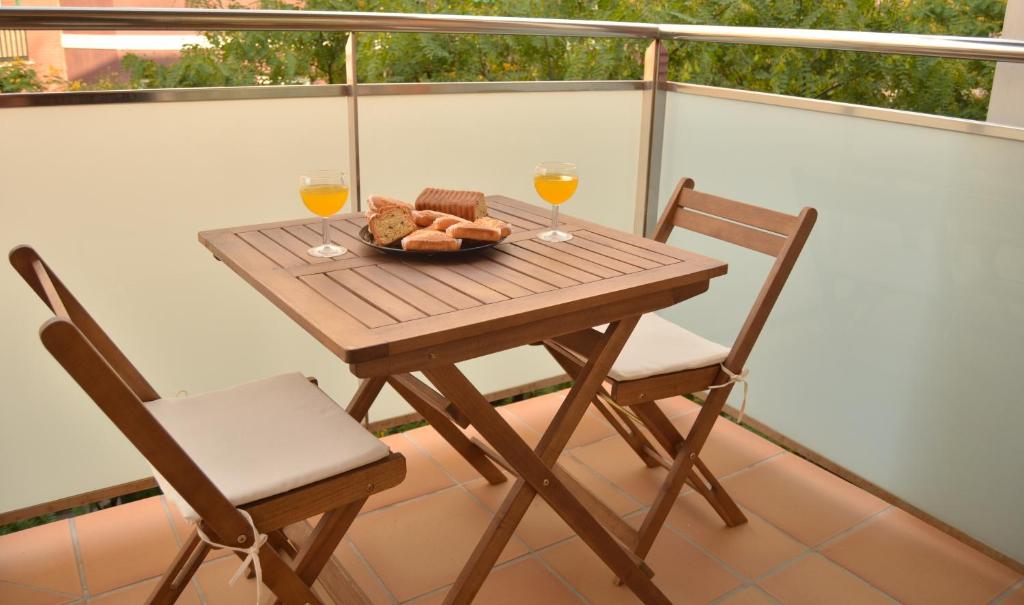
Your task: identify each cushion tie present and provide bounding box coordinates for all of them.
[195,508,268,605]
[707,365,750,423]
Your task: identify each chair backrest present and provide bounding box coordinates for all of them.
[10,246,252,539]
[651,178,817,373]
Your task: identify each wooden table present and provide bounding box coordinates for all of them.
[200,196,727,604]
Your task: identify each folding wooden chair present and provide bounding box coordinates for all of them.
[10,245,406,605]
[543,178,816,562]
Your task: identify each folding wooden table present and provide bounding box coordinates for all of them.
[199,196,727,604]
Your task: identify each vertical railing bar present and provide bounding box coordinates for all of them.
[345,31,362,212]
[633,39,668,237]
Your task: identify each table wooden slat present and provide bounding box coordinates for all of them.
[199,196,726,366]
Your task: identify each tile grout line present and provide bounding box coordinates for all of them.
[342,539,400,605]
[990,577,1024,604]
[68,517,91,601]
[707,584,782,605]
[0,578,82,601]
[748,505,901,603]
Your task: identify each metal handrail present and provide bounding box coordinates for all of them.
[1,6,1023,63]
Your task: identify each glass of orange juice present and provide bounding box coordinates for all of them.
[533,161,578,242]
[300,171,349,257]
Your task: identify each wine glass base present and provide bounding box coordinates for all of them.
[308,244,347,258]
[538,229,573,243]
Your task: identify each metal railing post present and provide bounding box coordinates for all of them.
[345,32,362,212]
[633,39,668,236]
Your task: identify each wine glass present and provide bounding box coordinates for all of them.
[533,161,578,242]
[299,171,349,257]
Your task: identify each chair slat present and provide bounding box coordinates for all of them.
[674,209,785,257]
[682,189,800,236]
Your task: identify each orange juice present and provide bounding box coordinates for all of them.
[300,184,349,217]
[534,174,578,205]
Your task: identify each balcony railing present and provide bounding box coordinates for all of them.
[1,2,1023,583]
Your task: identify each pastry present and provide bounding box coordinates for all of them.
[429,216,468,231]
[412,209,460,228]
[446,223,502,242]
[401,229,461,251]
[366,205,416,246]
[473,217,511,238]
[415,188,488,221]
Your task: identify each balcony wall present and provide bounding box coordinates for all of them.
[0,88,641,514]
[657,88,1024,562]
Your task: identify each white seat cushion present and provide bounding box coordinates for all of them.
[146,373,390,521]
[599,314,730,382]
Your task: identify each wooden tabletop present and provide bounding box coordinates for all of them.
[199,196,727,377]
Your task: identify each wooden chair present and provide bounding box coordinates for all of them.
[543,178,816,562]
[10,245,406,605]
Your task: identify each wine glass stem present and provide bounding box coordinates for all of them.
[321,217,330,248]
[551,205,560,234]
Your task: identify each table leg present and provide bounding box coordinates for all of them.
[424,317,671,605]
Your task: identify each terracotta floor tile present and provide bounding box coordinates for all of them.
[465,456,638,550]
[666,491,805,578]
[502,390,614,448]
[334,540,394,605]
[87,577,201,605]
[671,414,783,477]
[403,424,483,484]
[653,396,701,419]
[0,520,81,595]
[821,508,1020,605]
[408,557,583,605]
[758,553,893,605]
[348,486,528,602]
[570,436,669,505]
[716,586,779,605]
[363,433,455,512]
[722,454,888,546]
[0,581,79,605]
[75,498,180,594]
[540,529,740,605]
[195,556,260,605]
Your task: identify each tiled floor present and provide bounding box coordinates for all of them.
[1,390,1020,604]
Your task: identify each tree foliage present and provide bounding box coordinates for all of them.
[0,60,44,93]
[116,0,1006,119]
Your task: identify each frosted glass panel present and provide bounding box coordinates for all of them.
[0,89,641,513]
[659,91,1024,561]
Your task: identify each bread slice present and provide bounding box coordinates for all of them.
[401,229,461,251]
[415,188,488,221]
[368,195,413,213]
[446,223,502,242]
[473,217,511,238]
[367,205,416,246]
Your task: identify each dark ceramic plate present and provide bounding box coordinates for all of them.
[358,225,505,257]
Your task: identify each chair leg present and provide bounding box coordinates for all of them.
[292,499,365,587]
[543,343,659,468]
[346,377,387,423]
[147,528,210,605]
[591,391,661,468]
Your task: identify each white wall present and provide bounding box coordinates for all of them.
[659,91,1024,561]
[0,89,641,513]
